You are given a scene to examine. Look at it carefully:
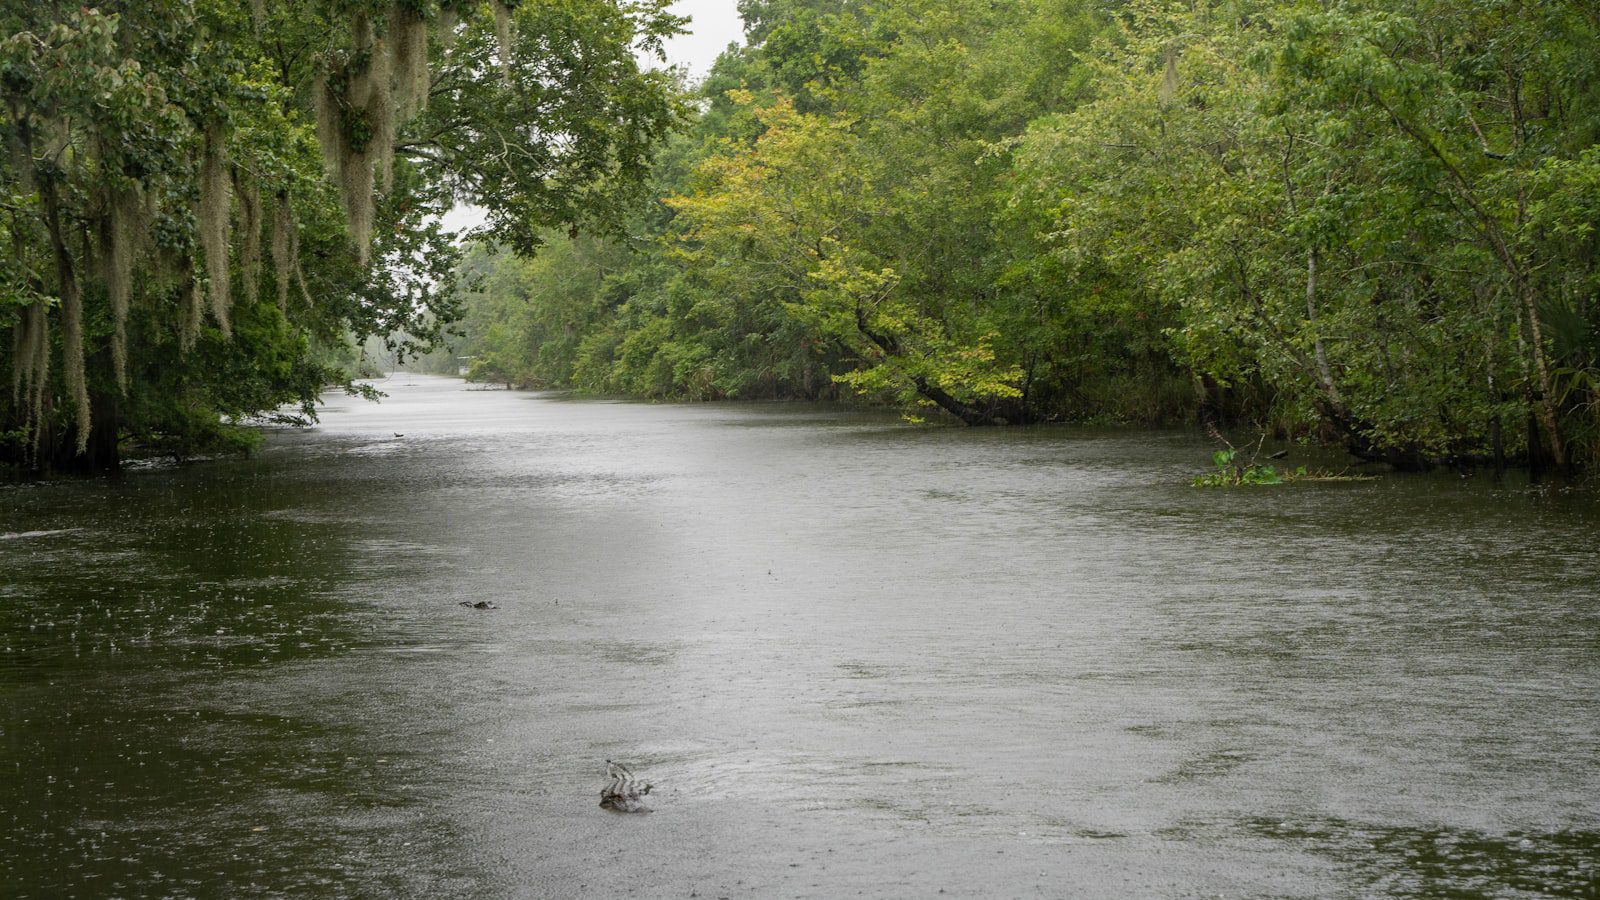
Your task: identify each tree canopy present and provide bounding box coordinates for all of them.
[1,0,680,472]
[449,0,1600,472]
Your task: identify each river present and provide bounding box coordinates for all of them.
[3,374,1598,897]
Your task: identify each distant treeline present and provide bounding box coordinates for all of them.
[450,0,1600,472]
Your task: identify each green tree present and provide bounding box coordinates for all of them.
[1,0,680,473]
[1015,0,1600,469]
[443,0,1600,473]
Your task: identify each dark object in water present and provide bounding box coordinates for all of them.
[600,760,652,813]
[459,600,497,609]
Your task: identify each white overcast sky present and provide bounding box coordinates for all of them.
[656,0,745,78]
[439,0,744,233]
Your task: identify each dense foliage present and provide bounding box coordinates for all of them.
[1,0,679,473]
[451,0,1600,472]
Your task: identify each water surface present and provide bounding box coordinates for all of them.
[4,374,1598,897]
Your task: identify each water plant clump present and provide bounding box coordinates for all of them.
[1193,448,1284,487]
[1193,446,1381,487]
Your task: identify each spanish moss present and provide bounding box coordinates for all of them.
[11,302,38,405]
[271,191,292,313]
[493,0,513,80]
[2,0,679,474]
[341,141,376,266]
[198,124,232,335]
[26,300,47,423]
[6,122,32,193]
[60,264,89,454]
[438,2,459,49]
[236,175,262,308]
[314,71,342,179]
[102,187,139,393]
[295,257,314,308]
[312,12,390,265]
[391,3,430,120]
[369,35,396,192]
[181,269,204,353]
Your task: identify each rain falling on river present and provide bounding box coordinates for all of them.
[3,374,1598,897]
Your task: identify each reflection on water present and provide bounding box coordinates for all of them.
[1247,819,1598,897]
[3,374,1598,897]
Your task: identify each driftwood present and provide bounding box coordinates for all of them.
[600,760,652,813]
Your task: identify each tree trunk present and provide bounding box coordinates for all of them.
[4,382,122,478]
[1375,94,1568,472]
[1490,413,1506,481]
[910,375,1009,426]
[1315,399,1432,472]
[1526,410,1545,484]
[1516,277,1567,471]
[1305,246,1343,407]
[854,314,1018,426]
[63,388,120,474]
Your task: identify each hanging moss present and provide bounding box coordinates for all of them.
[24,301,49,429]
[11,303,38,405]
[392,3,430,119]
[4,301,49,445]
[36,127,89,450]
[236,174,262,307]
[314,71,344,178]
[306,3,455,270]
[198,124,232,335]
[438,3,460,49]
[370,36,396,192]
[290,207,314,307]
[7,126,34,193]
[348,12,376,101]
[312,12,386,266]
[100,187,141,393]
[341,139,376,267]
[61,269,90,454]
[271,191,293,313]
[181,267,204,352]
[492,0,514,80]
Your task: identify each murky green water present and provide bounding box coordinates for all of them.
[4,374,1598,897]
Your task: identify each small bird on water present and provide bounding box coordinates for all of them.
[600,760,652,813]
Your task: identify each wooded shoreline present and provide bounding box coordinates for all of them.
[7,0,1600,479]
[436,0,1600,479]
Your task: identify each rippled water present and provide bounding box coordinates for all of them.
[3,374,1598,897]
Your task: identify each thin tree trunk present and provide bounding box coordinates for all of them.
[1373,93,1566,469]
[40,173,92,456]
[1305,246,1341,406]
[1515,275,1567,469]
[853,307,1010,426]
[1527,410,1545,483]
[1282,133,1343,409]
